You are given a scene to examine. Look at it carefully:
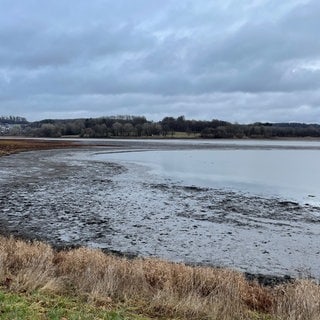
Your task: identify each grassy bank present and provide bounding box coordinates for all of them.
[0,289,142,320]
[0,236,320,319]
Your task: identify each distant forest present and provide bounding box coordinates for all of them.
[1,115,320,139]
[0,116,28,125]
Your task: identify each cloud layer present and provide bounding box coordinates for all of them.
[1,0,320,122]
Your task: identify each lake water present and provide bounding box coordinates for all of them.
[95,148,320,206]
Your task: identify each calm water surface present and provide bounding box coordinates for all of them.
[96,148,320,206]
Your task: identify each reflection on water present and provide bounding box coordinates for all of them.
[97,149,320,205]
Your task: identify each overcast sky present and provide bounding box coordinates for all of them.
[1,0,320,123]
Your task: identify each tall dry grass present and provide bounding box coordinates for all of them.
[273,280,320,320]
[0,235,319,319]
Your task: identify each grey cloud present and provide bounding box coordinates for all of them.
[184,0,320,92]
[0,22,154,69]
[4,90,320,124]
[0,0,320,123]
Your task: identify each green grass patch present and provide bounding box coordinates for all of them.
[0,289,149,320]
[166,131,200,138]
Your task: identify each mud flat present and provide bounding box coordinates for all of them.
[0,138,83,156]
[0,140,320,280]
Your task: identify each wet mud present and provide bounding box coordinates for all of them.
[1,146,320,280]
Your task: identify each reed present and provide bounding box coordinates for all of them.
[0,236,319,319]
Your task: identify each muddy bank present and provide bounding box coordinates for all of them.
[0,138,86,156]
[1,146,320,280]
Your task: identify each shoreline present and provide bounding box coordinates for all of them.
[0,138,85,157]
[2,235,318,320]
[0,205,298,287]
[2,134,320,141]
[0,230,295,287]
[3,136,320,153]
[0,139,318,285]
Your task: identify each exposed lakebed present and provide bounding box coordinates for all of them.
[0,139,320,279]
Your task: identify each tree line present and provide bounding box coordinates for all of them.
[3,115,320,139]
[0,116,28,125]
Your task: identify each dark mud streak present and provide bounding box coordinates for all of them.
[150,184,320,227]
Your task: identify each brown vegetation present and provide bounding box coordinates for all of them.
[0,236,319,319]
[0,138,81,156]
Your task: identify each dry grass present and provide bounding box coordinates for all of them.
[1,236,319,319]
[273,280,320,320]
